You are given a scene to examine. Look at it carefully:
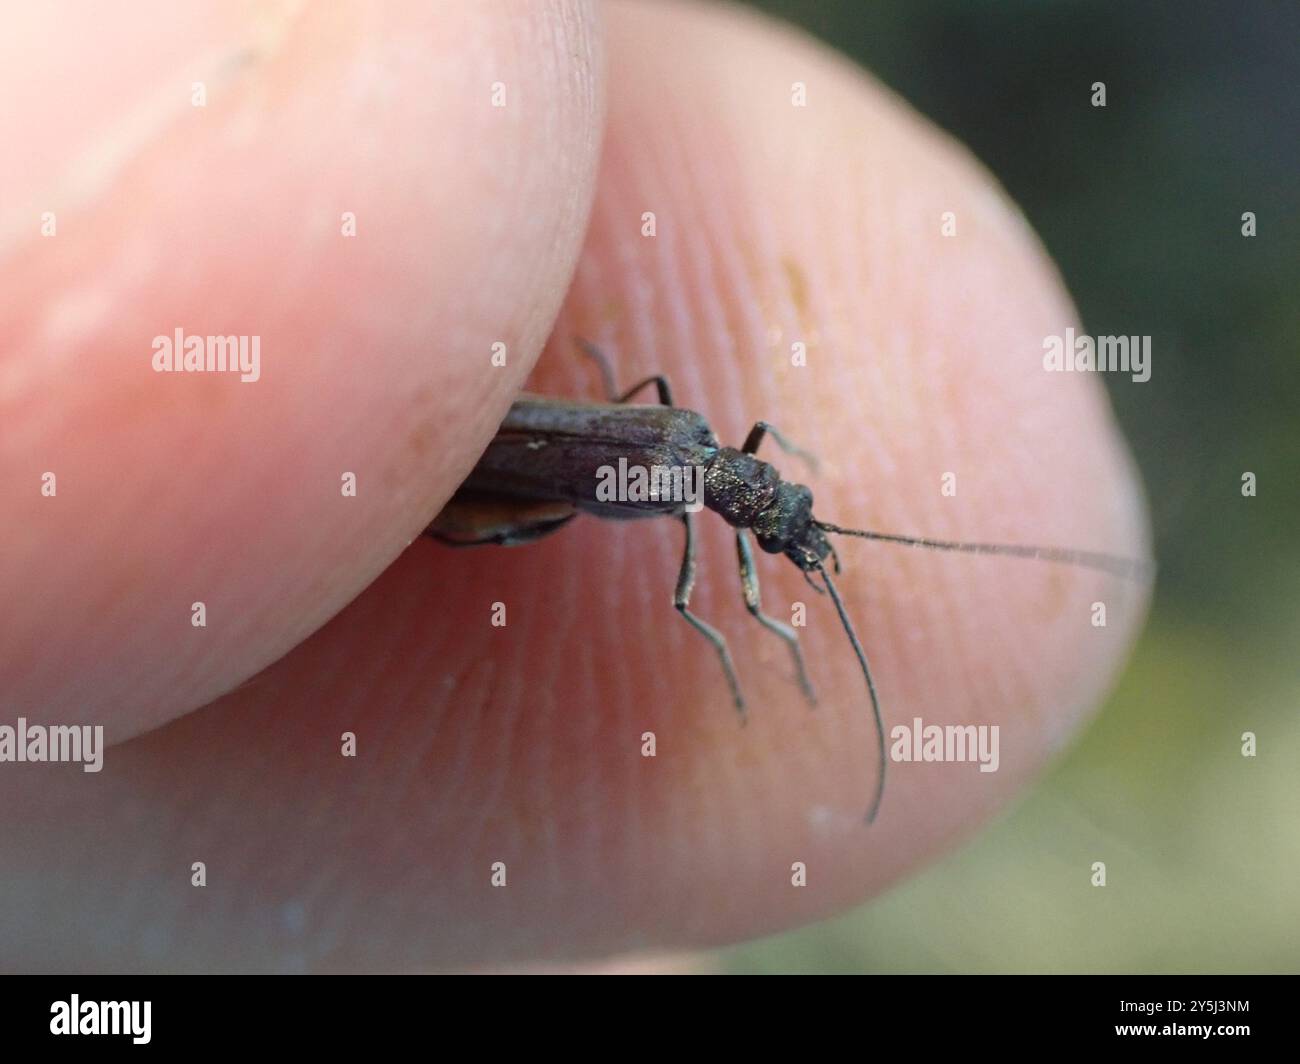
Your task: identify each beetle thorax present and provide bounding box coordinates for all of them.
[703,449,816,555]
[703,448,781,528]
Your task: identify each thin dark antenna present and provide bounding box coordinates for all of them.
[815,522,1151,582]
[815,561,886,824]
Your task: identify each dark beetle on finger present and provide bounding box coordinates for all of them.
[427,341,1149,823]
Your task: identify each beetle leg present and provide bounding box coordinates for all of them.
[426,513,575,547]
[675,512,746,719]
[575,338,673,406]
[741,420,818,474]
[735,530,816,705]
[425,498,577,547]
[616,374,673,407]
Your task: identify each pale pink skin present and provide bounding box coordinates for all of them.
[0,0,1149,970]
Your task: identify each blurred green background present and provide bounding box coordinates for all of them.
[721,0,1299,973]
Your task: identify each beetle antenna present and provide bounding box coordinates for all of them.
[814,522,1151,582]
[813,560,886,824]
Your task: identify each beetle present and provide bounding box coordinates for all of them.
[427,342,1146,822]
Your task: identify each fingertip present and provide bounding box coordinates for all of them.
[533,0,1152,923]
[0,0,605,741]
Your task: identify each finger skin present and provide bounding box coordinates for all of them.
[0,0,1149,971]
[0,0,604,741]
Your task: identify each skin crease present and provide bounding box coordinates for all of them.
[0,0,1150,971]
